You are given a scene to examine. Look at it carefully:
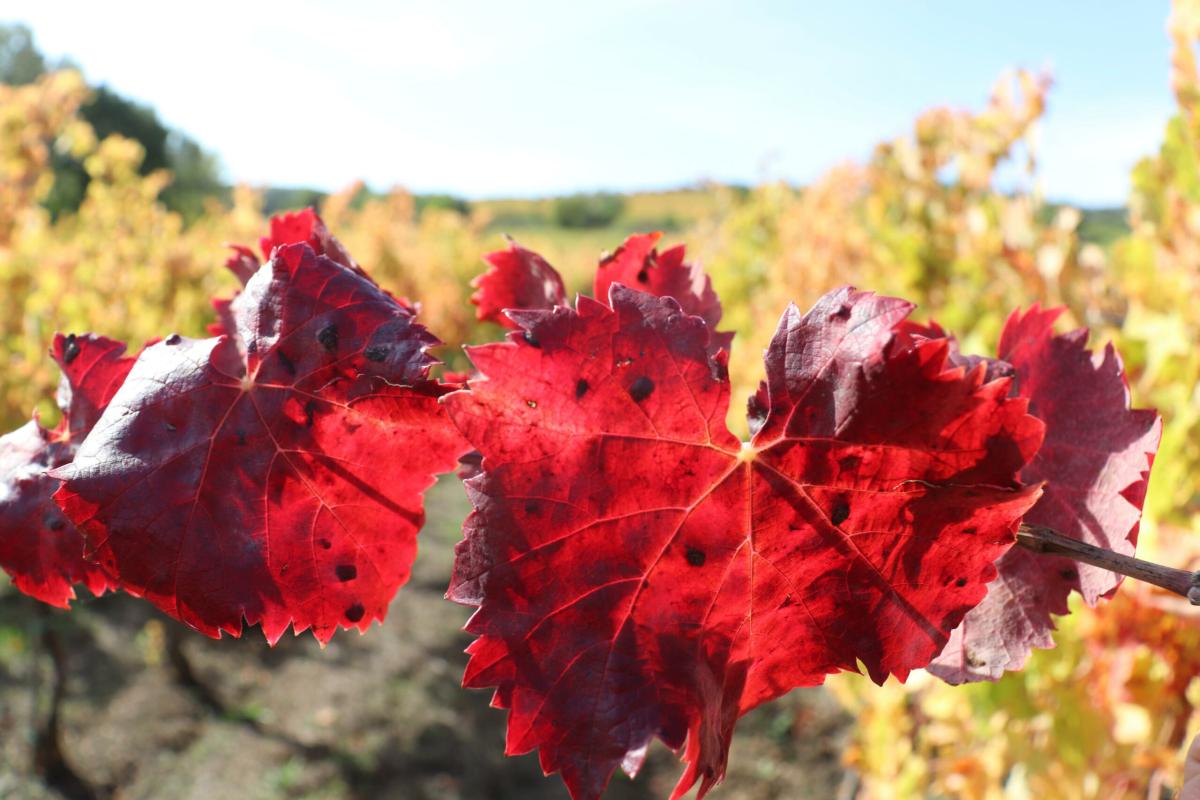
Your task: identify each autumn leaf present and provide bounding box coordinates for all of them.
[259,207,359,275]
[0,334,134,607]
[929,306,1161,683]
[470,237,568,329]
[53,243,469,643]
[593,232,733,354]
[443,285,1042,799]
[471,234,732,354]
[213,208,389,339]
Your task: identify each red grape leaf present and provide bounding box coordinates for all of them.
[211,209,410,339]
[593,232,733,354]
[224,243,260,286]
[443,285,1043,799]
[0,334,134,607]
[52,243,469,643]
[471,238,568,329]
[897,319,1014,383]
[259,207,357,275]
[929,306,1161,683]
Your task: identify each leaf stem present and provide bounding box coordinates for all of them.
[1016,524,1200,605]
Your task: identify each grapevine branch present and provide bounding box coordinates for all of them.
[1016,524,1200,605]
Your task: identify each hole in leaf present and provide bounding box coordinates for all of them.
[62,334,80,364]
[629,376,655,402]
[317,324,338,352]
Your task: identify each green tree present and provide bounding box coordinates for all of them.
[1,23,225,221]
[0,23,48,85]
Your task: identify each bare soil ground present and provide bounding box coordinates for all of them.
[0,478,852,800]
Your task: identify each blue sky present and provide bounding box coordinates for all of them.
[7,1,1176,205]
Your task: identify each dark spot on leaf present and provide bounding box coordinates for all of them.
[636,268,649,283]
[524,501,540,516]
[365,345,388,362]
[304,400,316,429]
[318,538,332,550]
[955,577,968,587]
[235,430,247,446]
[833,304,851,320]
[629,376,655,402]
[317,324,338,352]
[45,515,65,532]
[522,330,541,348]
[277,350,297,375]
[1060,568,1078,581]
[165,333,182,346]
[345,603,365,622]
[335,564,357,582]
[830,500,850,527]
[966,653,987,668]
[685,546,706,567]
[575,379,589,399]
[62,334,80,364]
[710,360,729,382]
[838,455,861,471]
[963,527,976,535]
[780,594,794,608]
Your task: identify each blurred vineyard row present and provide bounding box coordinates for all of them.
[6,2,1200,798]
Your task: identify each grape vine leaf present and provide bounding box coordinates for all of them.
[471,237,567,329]
[443,285,1043,799]
[211,208,396,339]
[471,234,733,353]
[224,244,260,286]
[260,207,359,274]
[593,232,733,354]
[0,334,135,607]
[53,243,469,643]
[929,306,1161,683]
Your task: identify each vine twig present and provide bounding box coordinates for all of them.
[1016,523,1200,605]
